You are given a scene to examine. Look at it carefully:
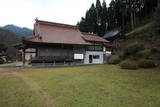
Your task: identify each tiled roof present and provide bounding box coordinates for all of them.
[24,20,110,46]
[82,33,109,43]
[37,20,77,29]
[24,36,42,43]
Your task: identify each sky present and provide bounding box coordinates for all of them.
[0,0,111,29]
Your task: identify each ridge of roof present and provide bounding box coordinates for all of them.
[82,33,110,43]
[81,32,98,36]
[22,19,111,46]
[36,19,77,29]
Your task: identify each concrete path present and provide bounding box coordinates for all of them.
[0,62,23,67]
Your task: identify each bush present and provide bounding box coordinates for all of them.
[136,49,151,59]
[0,58,4,64]
[120,59,138,70]
[138,59,156,68]
[108,55,121,64]
[124,43,145,55]
[151,47,160,53]
[119,52,127,60]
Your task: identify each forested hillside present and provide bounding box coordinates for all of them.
[0,28,20,60]
[78,0,158,36]
[0,24,33,61]
[78,0,160,68]
[3,24,33,37]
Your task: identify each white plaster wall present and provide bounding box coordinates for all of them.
[84,51,104,64]
[25,53,36,61]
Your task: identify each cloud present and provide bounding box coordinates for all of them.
[0,0,111,28]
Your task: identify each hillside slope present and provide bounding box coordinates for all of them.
[122,21,160,48]
[0,28,20,60]
[125,22,155,36]
[113,21,160,67]
[3,24,33,37]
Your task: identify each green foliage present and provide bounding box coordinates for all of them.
[138,59,156,68]
[151,47,160,53]
[108,55,121,64]
[78,4,98,33]
[0,58,4,64]
[124,43,145,55]
[0,28,20,60]
[136,49,152,59]
[154,6,160,30]
[125,22,154,36]
[78,0,158,36]
[118,52,127,60]
[78,0,108,36]
[120,59,138,70]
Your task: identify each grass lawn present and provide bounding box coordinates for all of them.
[0,65,160,107]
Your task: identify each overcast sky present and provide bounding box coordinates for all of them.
[0,0,111,29]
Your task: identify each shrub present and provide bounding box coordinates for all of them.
[136,49,151,59]
[0,58,4,64]
[119,52,127,60]
[108,55,121,64]
[151,47,160,53]
[120,59,138,70]
[138,59,156,68]
[124,43,145,55]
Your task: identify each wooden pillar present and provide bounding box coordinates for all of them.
[36,48,38,57]
[16,52,18,62]
[22,49,26,66]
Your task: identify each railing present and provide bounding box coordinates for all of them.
[31,56,74,63]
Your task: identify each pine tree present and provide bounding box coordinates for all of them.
[155,6,160,28]
[85,4,97,33]
[78,17,88,32]
[100,0,108,35]
[78,0,158,37]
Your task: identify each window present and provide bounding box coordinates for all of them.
[87,46,103,51]
[74,54,84,59]
[93,55,100,59]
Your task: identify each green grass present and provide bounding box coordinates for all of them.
[0,69,43,107]
[0,65,160,107]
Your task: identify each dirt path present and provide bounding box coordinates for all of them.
[12,72,55,107]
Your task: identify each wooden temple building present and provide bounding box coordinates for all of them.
[15,19,112,65]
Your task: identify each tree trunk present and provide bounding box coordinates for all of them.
[131,11,134,30]
[133,10,136,27]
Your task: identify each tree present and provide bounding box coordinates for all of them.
[101,0,108,33]
[96,0,102,26]
[85,4,97,33]
[78,0,158,36]
[154,6,160,29]
[78,4,97,33]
